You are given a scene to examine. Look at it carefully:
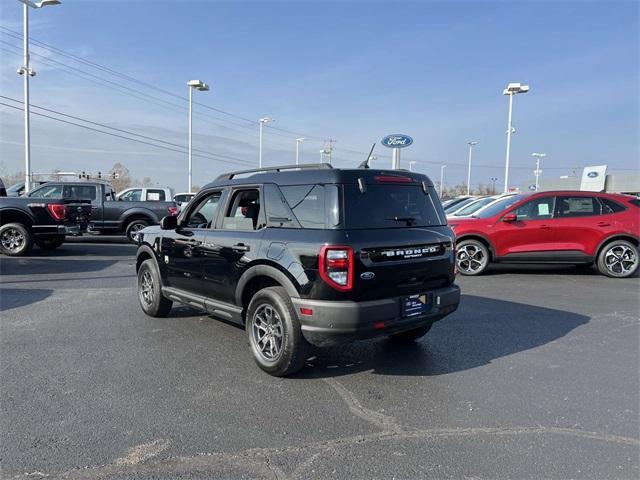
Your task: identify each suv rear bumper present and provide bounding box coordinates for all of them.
[292,284,460,346]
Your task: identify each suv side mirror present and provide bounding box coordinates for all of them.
[160,215,178,230]
[502,213,517,222]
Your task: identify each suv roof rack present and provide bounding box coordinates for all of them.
[215,163,333,181]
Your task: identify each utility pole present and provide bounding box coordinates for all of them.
[531,152,546,191]
[325,138,336,165]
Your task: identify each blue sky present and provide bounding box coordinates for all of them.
[0,0,638,191]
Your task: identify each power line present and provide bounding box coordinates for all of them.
[0,101,253,167]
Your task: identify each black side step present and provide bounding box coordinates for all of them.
[162,287,244,325]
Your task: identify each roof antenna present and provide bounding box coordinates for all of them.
[358,143,376,169]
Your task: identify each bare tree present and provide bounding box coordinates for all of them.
[109,163,133,193]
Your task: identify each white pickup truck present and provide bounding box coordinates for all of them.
[116,187,174,202]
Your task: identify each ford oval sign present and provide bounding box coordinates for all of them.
[587,171,599,178]
[381,134,413,149]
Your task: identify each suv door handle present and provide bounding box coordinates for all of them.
[232,243,250,252]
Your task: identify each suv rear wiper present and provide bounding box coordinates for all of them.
[387,216,416,225]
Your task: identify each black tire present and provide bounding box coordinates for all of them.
[137,259,173,317]
[126,219,149,243]
[35,235,65,250]
[246,286,309,377]
[388,323,433,342]
[0,223,33,256]
[456,239,490,276]
[597,240,639,278]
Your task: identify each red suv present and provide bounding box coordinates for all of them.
[448,191,639,278]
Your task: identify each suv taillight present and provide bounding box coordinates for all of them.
[47,203,66,220]
[319,246,354,291]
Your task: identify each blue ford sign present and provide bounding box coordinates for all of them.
[587,171,599,178]
[381,134,413,149]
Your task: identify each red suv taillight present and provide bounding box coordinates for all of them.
[167,206,178,216]
[46,203,66,220]
[319,246,354,291]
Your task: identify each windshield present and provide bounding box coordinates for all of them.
[445,197,480,214]
[450,196,497,216]
[476,194,526,218]
[344,184,445,228]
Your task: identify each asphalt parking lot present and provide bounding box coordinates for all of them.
[1,239,639,479]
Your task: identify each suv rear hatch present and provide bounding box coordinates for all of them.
[339,177,454,301]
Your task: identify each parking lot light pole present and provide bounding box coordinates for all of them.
[17,0,61,194]
[440,165,446,198]
[295,137,306,165]
[187,79,209,193]
[502,82,529,193]
[466,141,478,196]
[258,117,274,168]
[490,177,498,194]
[532,152,546,191]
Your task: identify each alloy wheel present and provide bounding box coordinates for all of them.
[1,227,25,253]
[140,270,155,307]
[251,304,284,361]
[129,223,146,242]
[604,244,637,276]
[457,243,487,274]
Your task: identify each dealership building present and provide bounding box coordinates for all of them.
[519,166,639,195]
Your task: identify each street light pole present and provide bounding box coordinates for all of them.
[258,117,273,168]
[532,152,546,191]
[440,165,446,198]
[17,0,61,194]
[295,137,305,165]
[466,141,478,196]
[502,82,529,193]
[490,177,498,195]
[187,79,209,193]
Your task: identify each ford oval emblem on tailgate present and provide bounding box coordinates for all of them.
[360,272,375,280]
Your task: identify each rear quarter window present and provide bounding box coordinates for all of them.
[279,184,340,229]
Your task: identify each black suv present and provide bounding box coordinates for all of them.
[135,164,460,376]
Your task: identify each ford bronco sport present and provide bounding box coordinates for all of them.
[135,164,460,376]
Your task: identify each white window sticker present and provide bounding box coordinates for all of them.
[147,192,161,201]
[538,203,550,215]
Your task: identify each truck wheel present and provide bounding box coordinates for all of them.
[137,259,173,317]
[35,235,66,250]
[0,223,33,256]
[246,286,309,377]
[597,240,639,278]
[126,219,149,242]
[456,239,490,275]
[388,323,433,342]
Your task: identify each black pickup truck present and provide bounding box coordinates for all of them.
[0,195,91,256]
[25,182,178,241]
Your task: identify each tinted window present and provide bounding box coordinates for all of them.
[514,196,555,220]
[280,185,330,229]
[174,194,193,203]
[264,184,298,228]
[599,198,626,214]
[146,189,165,201]
[29,184,63,198]
[477,194,525,218]
[64,185,97,200]
[222,189,261,230]
[445,197,477,214]
[557,196,599,217]
[344,184,444,228]
[185,192,221,228]
[119,189,141,201]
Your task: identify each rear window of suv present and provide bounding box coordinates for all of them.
[343,184,445,229]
